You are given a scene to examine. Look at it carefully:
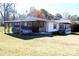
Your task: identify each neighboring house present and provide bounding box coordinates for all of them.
[4,16,71,35]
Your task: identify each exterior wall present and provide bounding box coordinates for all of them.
[46,22,59,32]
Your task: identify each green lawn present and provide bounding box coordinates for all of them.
[0,26,79,56]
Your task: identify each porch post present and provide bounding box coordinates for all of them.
[19,22,21,35]
[4,22,6,34]
[7,23,10,34]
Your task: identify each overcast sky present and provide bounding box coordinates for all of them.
[1,0,79,16]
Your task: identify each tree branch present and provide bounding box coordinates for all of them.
[0,11,4,18]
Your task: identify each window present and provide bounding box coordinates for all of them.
[27,22,32,27]
[53,24,57,29]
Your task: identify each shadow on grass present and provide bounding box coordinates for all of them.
[5,32,69,40]
[71,32,79,35]
[6,33,53,40]
[51,32,68,36]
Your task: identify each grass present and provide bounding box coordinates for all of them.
[0,26,79,56]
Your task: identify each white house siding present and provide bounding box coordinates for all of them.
[46,22,59,32]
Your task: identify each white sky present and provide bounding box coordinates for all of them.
[0,0,79,15]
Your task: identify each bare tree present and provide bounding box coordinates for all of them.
[0,3,16,25]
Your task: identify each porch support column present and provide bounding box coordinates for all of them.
[19,22,21,35]
[7,23,10,34]
[4,22,6,34]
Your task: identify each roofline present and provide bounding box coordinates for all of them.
[4,20,46,23]
[4,17,71,24]
[4,20,71,23]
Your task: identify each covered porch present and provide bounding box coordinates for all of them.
[4,16,47,34]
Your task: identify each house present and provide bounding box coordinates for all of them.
[4,16,71,35]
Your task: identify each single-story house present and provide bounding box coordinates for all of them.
[4,16,71,35]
